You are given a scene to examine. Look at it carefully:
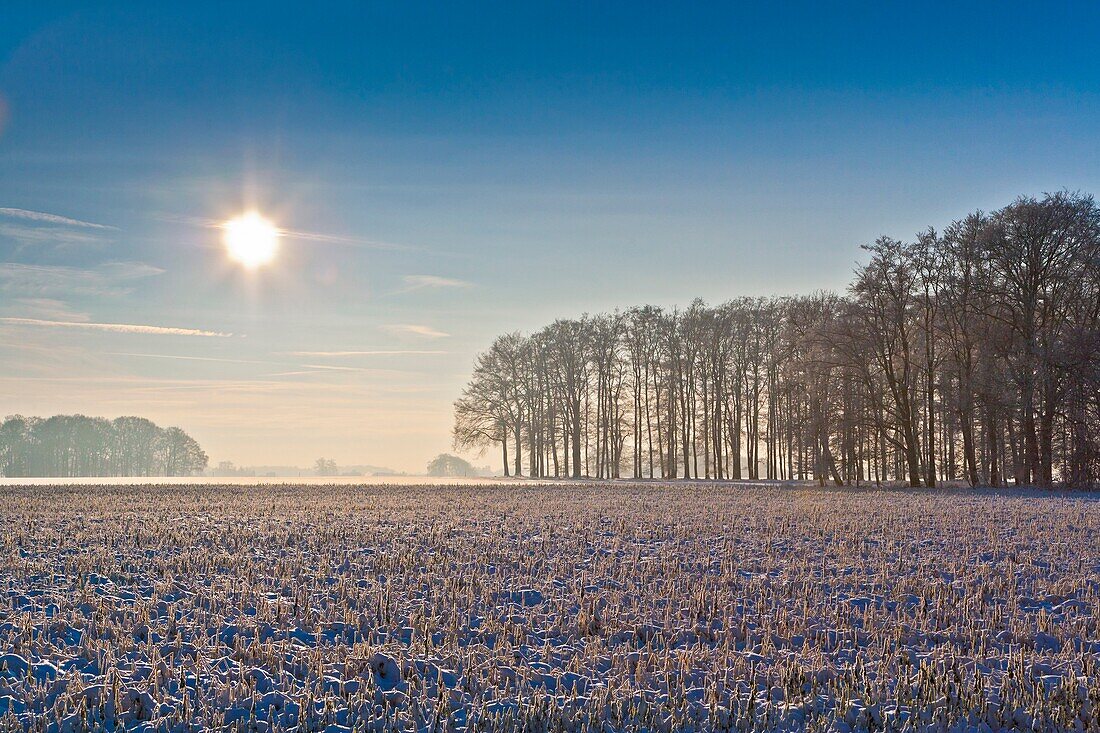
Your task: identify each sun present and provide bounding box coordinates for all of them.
[223,211,279,268]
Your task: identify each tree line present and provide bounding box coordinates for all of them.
[0,414,208,477]
[454,192,1100,487]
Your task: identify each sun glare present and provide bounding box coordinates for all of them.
[223,212,279,269]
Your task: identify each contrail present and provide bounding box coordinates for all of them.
[0,317,232,337]
[0,207,116,229]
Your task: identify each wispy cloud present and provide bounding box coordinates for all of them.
[401,274,471,290]
[0,223,105,247]
[108,353,440,376]
[0,317,233,337]
[299,363,410,375]
[0,262,164,298]
[8,298,90,322]
[380,324,450,339]
[0,207,115,229]
[286,350,448,356]
[109,352,268,364]
[282,228,413,252]
[95,262,165,279]
[254,363,408,378]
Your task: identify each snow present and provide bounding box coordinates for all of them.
[0,481,1097,731]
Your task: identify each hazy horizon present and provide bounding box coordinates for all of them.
[2,3,1098,472]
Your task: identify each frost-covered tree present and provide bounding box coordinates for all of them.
[454,191,1100,487]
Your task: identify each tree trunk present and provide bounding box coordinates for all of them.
[571,402,582,478]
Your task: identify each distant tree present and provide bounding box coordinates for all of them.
[110,416,162,476]
[314,458,338,476]
[0,415,35,477]
[0,414,207,477]
[161,427,209,476]
[427,453,476,477]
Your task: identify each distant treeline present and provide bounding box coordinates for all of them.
[0,415,208,478]
[455,191,1100,487]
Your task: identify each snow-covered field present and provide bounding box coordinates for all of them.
[0,482,1097,732]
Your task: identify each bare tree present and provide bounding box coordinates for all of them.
[454,191,1100,487]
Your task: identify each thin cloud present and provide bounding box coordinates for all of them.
[401,274,471,290]
[300,363,408,374]
[290,364,360,372]
[282,228,414,252]
[0,262,165,298]
[286,350,448,356]
[380,324,450,339]
[109,352,269,364]
[0,317,233,337]
[95,262,165,280]
[262,365,412,378]
[0,223,105,247]
[9,298,90,322]
[0,207,115,229]
[110,352,424,375]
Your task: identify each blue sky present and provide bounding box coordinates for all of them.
[1,2,1098,471]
